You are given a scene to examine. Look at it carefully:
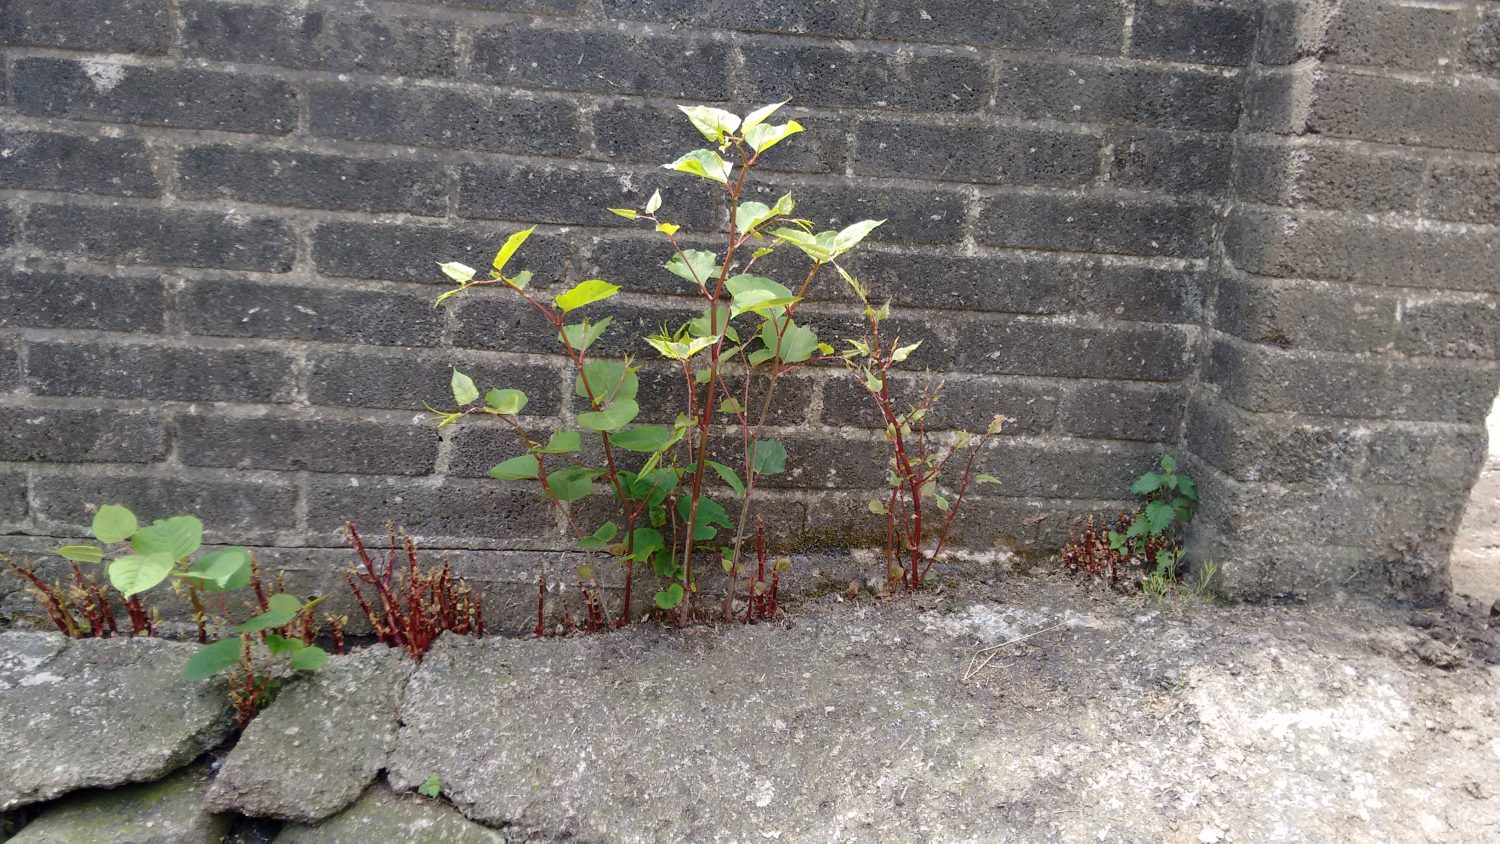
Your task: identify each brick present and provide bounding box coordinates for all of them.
[1059,382,1185,442]
[0,268,165,332]
[452,296,698,359]
[1185,397,1359,485]
[33,472,298,544]
[1359,424,1488,488]
[0,341,16,391]
[0,127,159,198]
[471,27,729,99]
[619,365,817,428]
[852,119,1098,187]
[1469,10,1500,75]
[591,101,846,175]
[1105,131,1232,196]
[311,221,575,285]
[306,82,584,157]
[1255,0,1318,66]
[600,0,862,36]
[180,0,457,76]
[1225,208,1500,293]
[181,279,441,347]
[459,161,722,230]
[952,318,1193,382]
[980,439,1161,500]
[25,204,296,272]
[737,43,988,113]
[1305,71,1500,153]
[1205,339,1500,423]
[1324,0,1464,71]
[995,59,1241,132]
[178,414,438,475]
[1130,0,1259,67]
[26,340,296,403]
[866,0,1123,54]
[175,145,449,215]
[1394,294,1500,360]
[11,58,297,135]
[1426,159,1500,224]
[0,0,170,53]
[740,433,889,490]
[305,475,555,541]
[304,347,563,412]
[821,373,1057,435]
[406,0,583,12]
[1212,273,1398,354]
[743,179,966,245]
[975,194,1214,258]
[1088,264,1207,324]
[1239,69,1305,135]
[0,207,11,248]
[838,249,1085,314]
[0,407,165,464]
[0,471,25,525]
[579,235,719,298]
[1232,143,1425,214]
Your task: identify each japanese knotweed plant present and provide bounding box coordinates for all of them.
[433,101,886,623]
[835,279,1003,591]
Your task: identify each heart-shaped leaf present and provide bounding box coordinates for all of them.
[91,504,138,544]
[108,553,175,597]
[129,516,203,561]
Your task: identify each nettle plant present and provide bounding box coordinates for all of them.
[1061,455,1198,591]
[433,101,898,623]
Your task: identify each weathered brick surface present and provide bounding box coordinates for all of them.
[0,0,1494,607]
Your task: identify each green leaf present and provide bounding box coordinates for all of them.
[867,498,888,515]
[975,473,1001,486]
[745,120,804,153]
[57,544,104,564]
[91,504,138,544]
[751,440,787,476]
[656,222,680,237]
[182,638,243,681]
[290,646,329,671]
[107,553,176,598]
[768,227,835,263]
[264,633,305,656]
[608,207,638,220]
[419,774,442,799]
[492,226,536,275]
[189,547,252,592]
[830,219,884,257]
[438,262,476,284]
[628,527,665,563]
[741,100,787,132]
[705,461,745,495]
[1130,472,1164,495]
[538,431,581,454]
[450,369,479,405]
[545,466,597,503]
[726,274,797,318]
[664,249,719,287]
[577,521,619,551]
[610,425,674,452]
[236,593,303,633]
[578,398,639,432]
[890,341,922,363]
[676,495,730,541]
[1160,454,1177,473]
[130,516,203,560]
[654,583,685,610]
[577,360,638,404]
[1145,501,1176,535]
[679,105,740,142]
[490,454,541,481]
[555,279,620,314]
[758,318,819,364]
[559,316,613,353]
[484,388,528,415]
[663,149,732,185]
[645,334,718,362]
[507,270,533,291]
[1177,475,1198,502]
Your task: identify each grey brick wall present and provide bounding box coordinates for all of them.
[0,0,1495,610]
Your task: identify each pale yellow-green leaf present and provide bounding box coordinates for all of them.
[555,279,621,313]
[492,226,536,274]
[742,100,788,132]
[438,261,476,284]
